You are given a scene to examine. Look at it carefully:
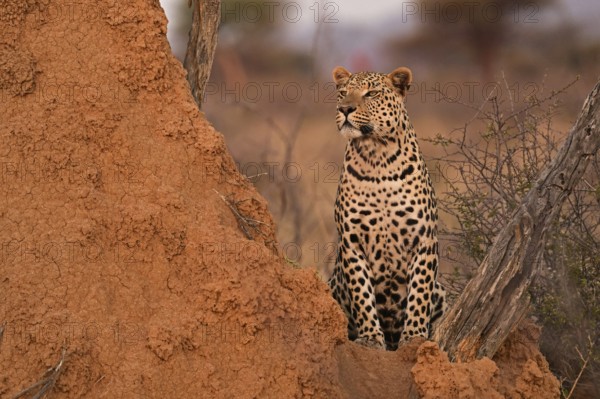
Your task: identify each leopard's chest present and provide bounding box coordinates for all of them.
[339,164,433,227]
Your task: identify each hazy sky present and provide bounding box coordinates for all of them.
[161,0,600,62]
[161,0,600,33]
[160,0,412,63]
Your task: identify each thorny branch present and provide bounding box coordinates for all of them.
[432,77,600,362]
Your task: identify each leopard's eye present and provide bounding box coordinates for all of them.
[338,90,348,97]
[364,90,380,98]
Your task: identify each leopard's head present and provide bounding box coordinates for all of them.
[332,66,412,141]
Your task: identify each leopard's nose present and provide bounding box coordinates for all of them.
[338,106,356,116]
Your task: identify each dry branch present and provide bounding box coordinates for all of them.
[13,348,67,399]
[184,0,221,108]
[565,338,594,399]
[433,79,600,361]
[213,189,266,240]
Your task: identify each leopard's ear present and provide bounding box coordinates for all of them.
[388,67,412,96]
[332,66,351,87]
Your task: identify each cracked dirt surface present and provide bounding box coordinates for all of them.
[0,1,560,398]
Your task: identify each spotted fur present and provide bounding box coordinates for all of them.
[328,66,447,350]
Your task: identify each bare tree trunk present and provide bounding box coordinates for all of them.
[184,0,221,108]
[433,80,600,361]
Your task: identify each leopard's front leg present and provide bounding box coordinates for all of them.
[337,244,385,349]
[401,241,440,341]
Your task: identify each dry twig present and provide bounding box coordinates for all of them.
[13,348,67,399]
[565,338,595,399]
[213,189,266,240]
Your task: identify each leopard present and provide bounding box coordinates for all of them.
[327,65,447,351]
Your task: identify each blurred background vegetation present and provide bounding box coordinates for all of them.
[160,1,599,397]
